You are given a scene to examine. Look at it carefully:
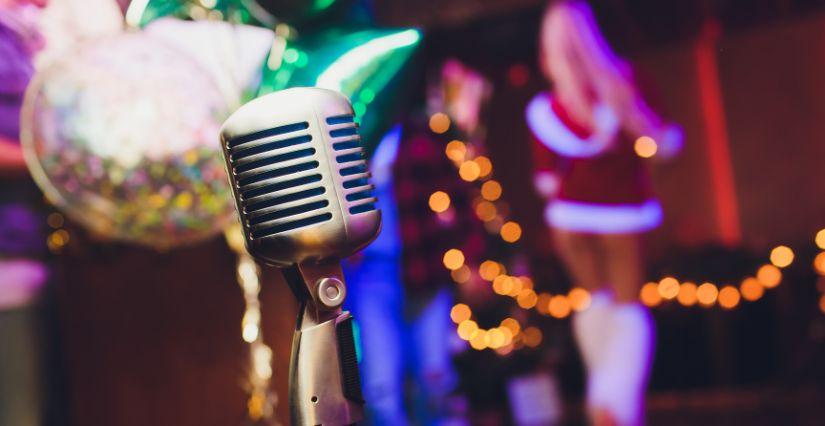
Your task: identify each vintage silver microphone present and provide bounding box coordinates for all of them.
[219,87,381,425]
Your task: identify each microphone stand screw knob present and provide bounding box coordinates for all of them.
[317,277,346,309]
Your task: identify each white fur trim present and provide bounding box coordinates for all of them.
[545,199,662,234]
[526,92,619,158]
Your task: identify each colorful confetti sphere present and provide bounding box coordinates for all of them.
[21,33,235,249]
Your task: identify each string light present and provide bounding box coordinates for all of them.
[658,277,680,300]
[450,304,472,323]
[739,277,764,301]
[677,282,698,306]
[756,264,782,288]
[522,327,543,347]
[459,161,481,182]
[516,289,538,309]
[548,295,571,318]
[478,260,502,281]
[429,112,451,134]
[428,191,451,213]
[718,286,741,309]
[481,180,503,201]
[474,200,497,221]
[640,282,662,307]
[457,320,479,340]
[445,140,467,162]
[474,156,493,177]
[697,283,719,306]
[442,249,465,270]
[816,229,825,250]
[814,252,825,276]
[769,245,794,268]
[568,288,591,311]
[500,221,523,243]
[634,136,658,158]
[450,265,472,283]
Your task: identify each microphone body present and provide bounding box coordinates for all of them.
[220,87,381,425]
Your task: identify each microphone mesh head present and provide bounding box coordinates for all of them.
[220,88,381,266]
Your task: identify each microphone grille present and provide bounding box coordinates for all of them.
[220,87,381,265]
[326,114,377,216]
[226,120,332,240]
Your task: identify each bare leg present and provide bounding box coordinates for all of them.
[552,228,605,292]
[590,232,652,426]
[597,233,645,303]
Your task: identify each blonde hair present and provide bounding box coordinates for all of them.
[540,0,664,138]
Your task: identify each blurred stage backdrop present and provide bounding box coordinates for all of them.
[12,0,825,425]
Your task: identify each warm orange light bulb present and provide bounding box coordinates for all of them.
[459,161,481,182]
[718,286,741,309]
[634,136,658,158]
[640,282,662,307]
[428,191,451,213]
[756,264,782,288]
[568,288,591,311]
[696,282,719,306]
[450,304,472,324]
[481,180,503,201]
[442,249,465,270]
[769,245,794,268]
[739,277,764,301]
[658,276,680,300]
[429,112,451,134]
[677,282,698,306]
[500,221,522,243]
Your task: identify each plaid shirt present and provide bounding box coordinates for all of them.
[393,118,485,298]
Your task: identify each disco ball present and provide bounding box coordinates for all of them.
[21,32,235,249]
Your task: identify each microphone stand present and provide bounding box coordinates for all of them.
[281,259,364,426]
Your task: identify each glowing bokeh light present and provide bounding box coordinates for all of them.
[517,289,538,309]
[474,156,493,177]
[500,318,521,335]
[428,191,451,213]
[816,229,825,250]
[813,252,825,276]
[640,282,662,307]
[450,304,472,324]
[523,327,543,347]
[500,221,523,243]
[658,276,680,300]
[445,140,466,162]
[478,260,502,281]
[568,287,591,311]
[677,282,698,306]
[481,180,503,201]
[634,136,658,158]
[457,320,478,340]
[756,264,782,288]
[459,161,481,181]
[429,112,451,134]
[475,201,498,221]
[470,329,488,350]
[450,265,472,283]
[548,295,572,318]
[442,249,465,270]
[696,283,719,306]
[769,245,794,268]
[718,286,741,309]
[739,277,763,301]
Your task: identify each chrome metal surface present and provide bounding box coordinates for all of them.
[219,88,380,425]
[220,87,381,267]
[317,277,346,309]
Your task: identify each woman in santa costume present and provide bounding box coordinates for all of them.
[528,1,682,425]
